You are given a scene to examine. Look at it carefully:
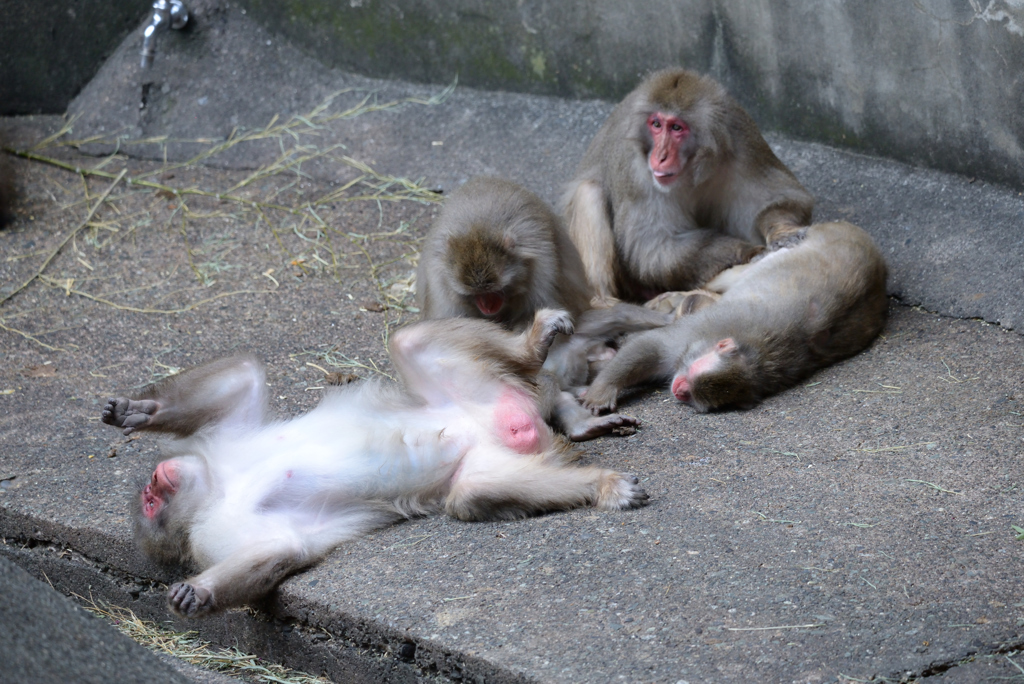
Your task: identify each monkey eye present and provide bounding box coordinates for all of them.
[670,123,683,131]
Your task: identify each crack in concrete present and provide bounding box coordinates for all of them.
[1,532,522,684]
[890,638,1024,680]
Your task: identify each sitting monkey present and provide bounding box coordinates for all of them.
[101,310,647,617]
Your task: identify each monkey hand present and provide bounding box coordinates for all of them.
[168,581,215,618]
[101,397,160,436]
[765,222,807,250]
[579,383,618,415]
[594,473,649,510]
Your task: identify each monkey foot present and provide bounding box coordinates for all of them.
[325,372,360,386]
[643,291,680,314]
[644,289,720,317]
[566,413,639,442]
[101,397,160,436]
[537,309,574,350]
[589,295,621,309]
[168,582,214,618]
[596,473,649,510]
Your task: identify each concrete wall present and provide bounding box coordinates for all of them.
[238,0,1024,190]
[2,1,1021,189]
[0,0,146,115]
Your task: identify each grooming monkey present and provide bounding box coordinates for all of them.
[581,222,888,413]
[102,310,648,617]
[417,177,592,328]
[563,68,814,304]
[417,176,650,440]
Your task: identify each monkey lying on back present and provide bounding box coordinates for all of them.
[101,310,648,617]
[581,221,888,413]
[417,176,658,440]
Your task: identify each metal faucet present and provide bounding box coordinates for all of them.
[140,0,189,68]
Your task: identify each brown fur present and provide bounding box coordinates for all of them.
[418,177,592,330]
[447,223,514,294]
[562,68,814,303]
[582,221,888,413]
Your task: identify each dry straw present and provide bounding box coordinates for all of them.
[79,597,332,684]
[1,84,454,355]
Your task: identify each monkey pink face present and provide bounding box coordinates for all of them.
[475,292,505,316]
[671,339,734,403]
[670,373,692,403]
[671,352,718,403]
[647,112,690,186]
[140,459,180,520]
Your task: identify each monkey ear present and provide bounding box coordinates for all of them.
[715,338,738,355]
[502,234,517,251]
